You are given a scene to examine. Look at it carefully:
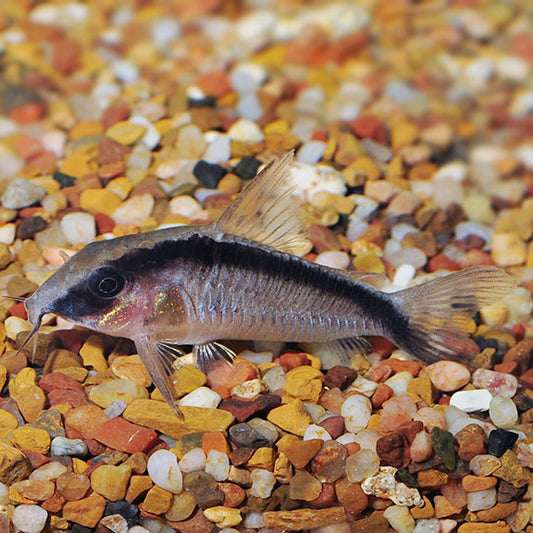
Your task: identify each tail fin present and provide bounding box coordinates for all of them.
[389,266,517,365]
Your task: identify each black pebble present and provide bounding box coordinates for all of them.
[187,96,217,108]
[228,422,271,449]
[53,170,77,188]
[71,526,92,533]
[488,428,518,457]
[104,500,140,527]
[16,216,47,240]
[233,156,263,180]
[193,160,228,188]
[395,468,419,488]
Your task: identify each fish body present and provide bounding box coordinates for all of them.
[24,153,516,411]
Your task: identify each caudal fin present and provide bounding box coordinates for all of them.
[389,266,517,365]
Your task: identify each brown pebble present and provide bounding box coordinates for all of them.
[376,432,410,468]
[42,490,67,513]
[277,436,322,469]
[351,510,390,532]
[477,501,518,522]
[62,492,107,528]
[371,383,393,409]
[462,474,497,492]
[455,424,486,461]
[308,483,336,509]
[417,469,449,489]
[263,507,347,531]
[56,472,90,501]
[457,522,511,532]
[335,478,368,516]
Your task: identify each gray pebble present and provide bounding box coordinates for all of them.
[1,177,46,209]
[50,436,88,456]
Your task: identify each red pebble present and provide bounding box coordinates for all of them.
[318,415,345,440]
[371,383,393,409]
[52,37,81,74]
[94,213,116,234]
[39,372,84,392]
[91,417,158,454]
[20,448,50,469]
[494,361,519,375]
[344,442,361,456]
[349,115,386,143]
[438,395,451,405]
[9,302,27,319]
[52,330,85,353]
[309,483,336,508]
[47,387,87,408]
[368,336,396,357]
[398,420,424,444]
[464,249,494,266]
[102,102,130,130]
[16,136,44,160]
[511,324,525,340]
[310,130,328,142]
[277,352,310,370]
[206,359,258,391]
[9,102,46,124]
[19,207,43,219]
[427,253,461,272]
[519,369,533,390]
[196,71,232,98]
[218,482,246,508]
[381,359,421,376]
[25,151,57,174]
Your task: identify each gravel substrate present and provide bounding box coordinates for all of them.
[0,1,532,532]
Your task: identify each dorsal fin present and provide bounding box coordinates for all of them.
[214,152,311,256]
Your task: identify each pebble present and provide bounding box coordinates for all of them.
[179,386,221,408]
[341,394,372,433]
[12,504,48,533]
[227,118,264,143]
[451,389,493,413]
[250,468,276,499]
[205,450,230,481]
[472,369,518,398]
[183,471,224,508]
[345,449,380,483]
[60,212,96,245]
[91,464,132,501]
[147,450,182,494]
[1,178,46,209]
[489,396,518,428]
[488,429,519,457]
[179,448,206,473]
[467,487,497,512]
[383,504,415,533]
[421,361,471,392]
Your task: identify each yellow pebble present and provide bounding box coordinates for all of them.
[72,458,89,474]
[60,152,96,178]
[79,189,123,216]
[203,506,242,528]
[9,486,34,504]
[12,426,51,454]
[347,156,382,181]
[106,121,146,145]
[391,121,419,150]
[172,365,207,397]
[8,367,37,398]
[80,335,108,374]
[247,447,275,471]
[142,485,173,514]
[267,400,312,437]
[0,408,18,430]
[70,120,104,140]
[106,177,132,200]
[0,364,6,391]
[284,366,324,403]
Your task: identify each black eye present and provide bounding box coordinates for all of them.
[87,267,125,299]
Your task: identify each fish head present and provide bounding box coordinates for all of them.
[24,238,159,339]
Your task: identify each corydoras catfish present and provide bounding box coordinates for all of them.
[24,152,516,413]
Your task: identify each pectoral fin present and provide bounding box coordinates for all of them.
[214,152,311,256]
[302,337,372,366]
[135,336,183,416]
[193,342,236,373]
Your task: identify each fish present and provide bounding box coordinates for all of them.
[23,152,516,413]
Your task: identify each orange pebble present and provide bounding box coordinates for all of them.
[461,475,497,492]
[202,432,230,455]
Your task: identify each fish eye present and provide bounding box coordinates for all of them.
[87,267,125,299]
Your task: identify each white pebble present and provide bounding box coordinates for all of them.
[101,514,128,533]
[178,448,206,473]
[12,504,48,533]
[147,449,183,494]
[467,487,497,511]
[61,212,96,245]
[314,251,350,270]
[205,450,230,482]
[345,375,378,397]
[384,371,413,396]
[112,60,139,84]
[393,264,415,288]
[303,424,331,442]
[243,511,265,529]
[0,223,15,245]
[50,437,88,456]
[351,195,379,220]
[262,366,286,392]
[351,429,382,453]
[455,221,493,243]
[496,56,529,82]
[433,161,467,182]
[230,62,267,92]
[341,394,372,433]
[296,141,327,164]
[130,116,161,150]
[291,162,347,201]
[104,400,128,419]
[151,18,181,48]
[227,118,264,143]
[4,316,31,340]
[0,482,8,505]
[249,469,276,498]
[203,134,231,163]
[383,504,415,533]
[237,92,263,122]
[469,455,501,476]
[414,519,440,533]
[169,195,203,218]
[450,389,492,413]
[178,386,221,409]
[1,177,46,209]
[386,248,427,270]
[112,194,154,226]
[489,395,518,428]
[345,449,379,483]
